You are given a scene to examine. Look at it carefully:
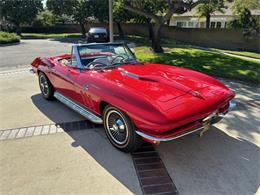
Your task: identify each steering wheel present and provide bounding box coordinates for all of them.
[110,55,128,65]
[88,61,109,69]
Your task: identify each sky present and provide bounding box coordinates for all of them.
[43,0,47,7]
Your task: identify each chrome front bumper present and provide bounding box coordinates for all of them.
[136,101,236,142]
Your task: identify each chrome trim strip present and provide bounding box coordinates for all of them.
[136,126,206,142]
[54,92,103,124]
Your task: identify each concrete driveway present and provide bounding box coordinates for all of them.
[0,40,259,195]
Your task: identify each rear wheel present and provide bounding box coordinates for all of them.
[103,105,143,152]
[38,72,54,100]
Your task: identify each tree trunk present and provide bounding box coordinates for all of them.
[145,19,153,41]
[151,23,163,53]
[15,23,21,36]
[206,15,211,29]
[80,22,86,37]
[116,22,124,39]
[166,19,171,26]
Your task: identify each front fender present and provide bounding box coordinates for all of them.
[88,79,169,128]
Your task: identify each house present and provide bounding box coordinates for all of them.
[170,2,260,28]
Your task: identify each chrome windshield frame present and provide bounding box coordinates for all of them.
[72,42,136,69]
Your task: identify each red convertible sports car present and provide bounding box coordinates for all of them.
[31,43,235,152]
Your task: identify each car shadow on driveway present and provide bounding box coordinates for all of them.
[157,126,260,195]
[31,94,142,194]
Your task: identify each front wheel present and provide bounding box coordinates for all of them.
[103,105,143,152]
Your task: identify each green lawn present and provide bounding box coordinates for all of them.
[124,36,260,83]
[21,33,82,38]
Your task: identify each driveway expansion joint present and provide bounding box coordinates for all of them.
[132,143,179,195]
[0,120,102,141]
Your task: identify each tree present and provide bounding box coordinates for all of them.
[195,0,226,28]
[32,10,57,27]
[230,8,258,30]
[72,0,92,36]
[46,0,75,16]
[91,0,109,22]
[129,2,162,42]
[113,0,134,39]
[47,0,92,37]
[124,0,208,53]
[229,0,260,32]
[0,0,43,35]
[232,0,260,13]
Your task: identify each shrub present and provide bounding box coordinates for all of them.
[32,10,56,27]
[0,31,20,44]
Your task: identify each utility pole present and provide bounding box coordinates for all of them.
[109,0,114,42]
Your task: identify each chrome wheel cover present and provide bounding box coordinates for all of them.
[106,110,129,145]
[39,75,49,96]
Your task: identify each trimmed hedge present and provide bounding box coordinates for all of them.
[0,31,20,44]
[21,25,81,34]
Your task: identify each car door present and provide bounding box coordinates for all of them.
[50,47,78,99]
[72,70,97,111]
[65,46,91,107]
[66,67,83,104]
[50,62,71,97]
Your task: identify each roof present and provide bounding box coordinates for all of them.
[173,2,260,17]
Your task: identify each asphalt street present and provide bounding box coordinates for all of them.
[0,39,259,195]
[0,39,74,70]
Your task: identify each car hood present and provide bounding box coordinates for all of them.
[94,63,233,111]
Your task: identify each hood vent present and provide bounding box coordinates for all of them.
[121,70,158,82]
[121,71,139,79]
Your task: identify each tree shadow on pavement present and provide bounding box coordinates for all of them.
[156,126,260,195]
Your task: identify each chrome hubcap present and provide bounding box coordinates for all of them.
[106,110,128,145]
[39,75,48,96]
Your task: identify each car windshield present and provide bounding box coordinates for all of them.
[89,28,107,34]
[77,43,137,69]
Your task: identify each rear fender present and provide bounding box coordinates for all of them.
[31,57,54,74]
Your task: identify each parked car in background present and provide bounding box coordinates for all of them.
[86,27,109,43]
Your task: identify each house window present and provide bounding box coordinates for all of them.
[216,22,222,28]
[224,22,228,28]
[188,22,194,27]
[210,22,216,28]
[177,21,187,28]
[200,22,206,28]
